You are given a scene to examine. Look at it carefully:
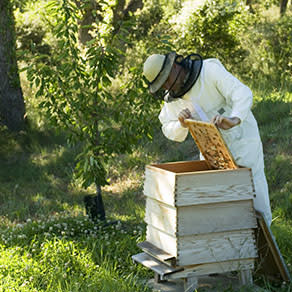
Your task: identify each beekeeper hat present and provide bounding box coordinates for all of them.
[143,52,176,94]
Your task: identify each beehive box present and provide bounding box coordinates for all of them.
[143,160,257,268]
[142,120,258,270]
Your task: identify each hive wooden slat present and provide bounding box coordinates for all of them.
[144,161,255,207]
[255,211,291,282]
[177,200,257,235]
[137,241,176,266]
[165,259,255,279]
[175,167,255,206]
[177,229,257,267]
[132,252,182,277]
[145,198,177,236]
[146,224,177,257]
[145,198,257,237]
[143,166,176,206]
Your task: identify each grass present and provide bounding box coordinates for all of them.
[0,128,151,291]
[1,4,292,291]
[1,86,292,292]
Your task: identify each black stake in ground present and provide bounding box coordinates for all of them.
[84,185,106,222]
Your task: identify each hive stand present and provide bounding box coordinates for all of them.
[132,242,254,292]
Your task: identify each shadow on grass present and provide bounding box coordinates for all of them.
[0,126,88,222]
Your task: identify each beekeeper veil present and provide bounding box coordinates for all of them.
[143,52,203,102]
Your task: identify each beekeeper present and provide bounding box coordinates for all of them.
[143,51,272,225]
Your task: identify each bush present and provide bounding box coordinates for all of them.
[268,15,292,83]
[15,1,52,60]
[175,0,251,67]
[238,7,292,87]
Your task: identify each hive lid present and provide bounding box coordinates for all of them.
[185,119,238,170]
[255,210,291,283]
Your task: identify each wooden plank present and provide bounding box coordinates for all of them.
[148,160,210,173]
[255,210,291,282]
[143,166,176,206]
[132,252,182,276]
[145,197,177,236]
[239,269,253,286]
[177,200,257,236]
[137,241,176,267]
[177,229,257,266]
[145,198,257,236]
[165,259,255,279]
[185,119,238,170]
[146,224,177,257]
[176,168,255,206]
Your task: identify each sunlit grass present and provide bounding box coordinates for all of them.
[0,215,150,292]
[1,84,292,291]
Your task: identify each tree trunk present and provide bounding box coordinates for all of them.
[280,0,288,16]
[246,0,254,13]
[0,0,25,131]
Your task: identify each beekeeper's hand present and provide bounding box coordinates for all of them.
[212,115,241,130]
[178,108,193,128]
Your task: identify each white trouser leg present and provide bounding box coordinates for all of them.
[252,169,272,226]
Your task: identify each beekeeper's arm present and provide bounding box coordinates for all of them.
[158,101,192,142]
[208,60,253,129]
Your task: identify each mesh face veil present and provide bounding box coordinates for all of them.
[145,53,203,102]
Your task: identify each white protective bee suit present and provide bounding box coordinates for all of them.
[159,58,272,225]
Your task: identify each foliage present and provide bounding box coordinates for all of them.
[14,1,51,60]
[130,0,164,41]
[23,0,160,188]
[267,15,292,83]
[175,0,251,66]
[236,6,292,86]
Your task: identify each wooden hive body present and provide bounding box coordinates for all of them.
[143,160,258,268]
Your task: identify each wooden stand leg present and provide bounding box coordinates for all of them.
[154,272,163,283]
[239,269,253,286]
[183,276,198,292]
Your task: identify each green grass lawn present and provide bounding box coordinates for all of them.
[0,87,292,291]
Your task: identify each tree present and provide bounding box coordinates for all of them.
[246,0,254,13]
[25,0,160,221]
[0,0,25,131]
[280,0,289,15]
[75,0,143,45]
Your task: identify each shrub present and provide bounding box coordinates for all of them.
[175,0,251,67]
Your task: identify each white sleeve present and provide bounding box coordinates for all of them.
[207,60,253,122]
[158,102,189,142]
